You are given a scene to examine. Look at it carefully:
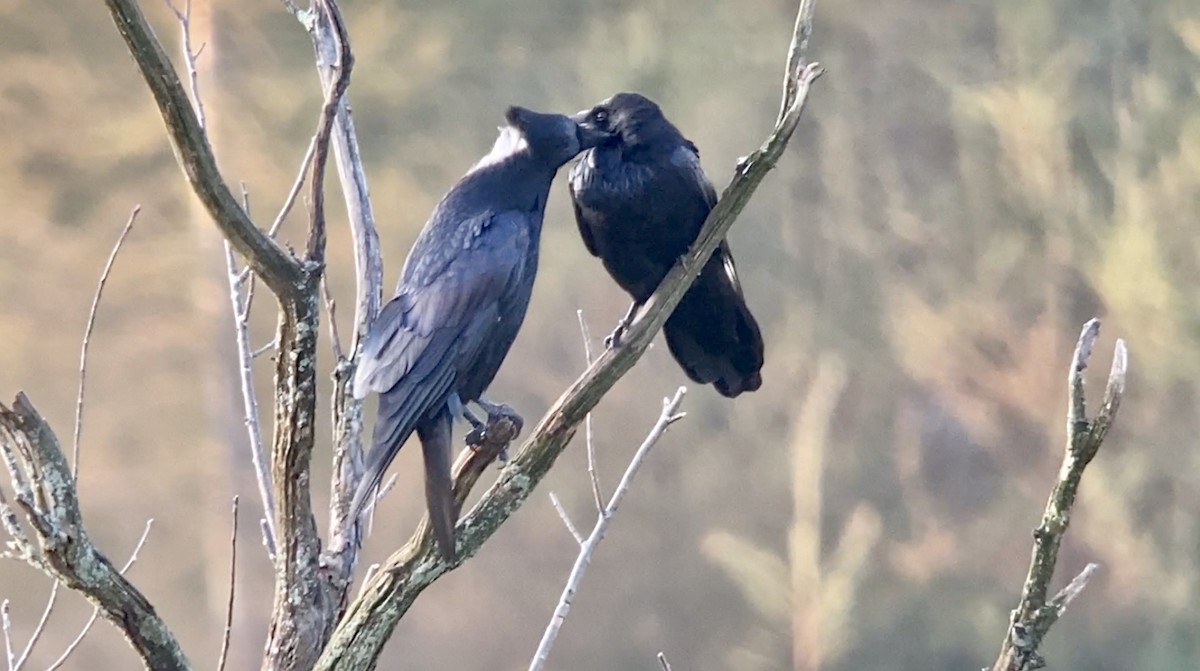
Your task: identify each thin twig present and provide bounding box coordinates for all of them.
[1048,562,1099,612]
[304,0,353,265]
[2,600,13,671]
[164,0,207,130]
[45,519,155,671]
[216,497,238,671]
[548,493,583,545]
[35,206,138,670]
[528,388,687,671]
[991,320,1127,671]
[575,311,604,511]
[251,340,278,358]
[169,3,279,558]
[224,241,276,559]
[271,136,318,239]
[73,207,139,476]
[777,0,817,125]
[11,583,56,670]
[322,276,345,360]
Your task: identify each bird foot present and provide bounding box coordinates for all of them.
[462,406,486,434]
[464,399,524,452]
[604,322,628,349]
[604,302,641,349]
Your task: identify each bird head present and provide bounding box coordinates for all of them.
[500,106,612,168]
[570,92,684,152]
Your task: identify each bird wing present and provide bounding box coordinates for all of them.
[349,210,531,518]
[673,141,719,210]
[353,210,531,401]
[669,143,748,295]
[567,159,601,257]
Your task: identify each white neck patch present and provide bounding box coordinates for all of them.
[469,125,529,173]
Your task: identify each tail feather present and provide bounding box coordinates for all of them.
[417,406,458,561]
[664,257,764,398]
[349,363,454,521]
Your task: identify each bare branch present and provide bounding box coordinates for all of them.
[315,5,821,666]
[45,519,155,671]
[575,310,604,511]
[163,0,207,130]
[303,0,353,267]
[991,320,1127,671]
[270,135,318,239]
[104,0,304,299]
[224,241,276,558]
[11,583,55,671]
[548,493,583,545]
[225,241,277,559]
[73,207,138,475]
[777,0,817,124]
[2,600,13,671]
[289,0,384,624]
[262,1,356,667]
[216,498,238,671]
[0,394,182,670]
[322,277,346,361]
[529,388,687,671]
[251,340,278,358]
[1048,562,1099,613]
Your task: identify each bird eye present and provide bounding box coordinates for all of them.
[592,109,609,124]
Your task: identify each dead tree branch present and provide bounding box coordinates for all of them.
[529,388,688,671]
[216,498,238,671]
[991,319,1127,671]
[72,206,138,475]
[291,0,384,611]
[314,2,822,667]
[262,0,354,666]
[0,395,189,671]
[105,0,304,300]
[45,519,155,671]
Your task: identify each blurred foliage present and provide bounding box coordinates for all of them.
[0,0,1197,669]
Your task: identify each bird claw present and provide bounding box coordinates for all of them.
[604,323,628,349]
[465,426,486,446]
[464,399,523,448]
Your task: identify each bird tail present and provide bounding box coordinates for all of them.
[416,406,458,561]
[663,253,764,398]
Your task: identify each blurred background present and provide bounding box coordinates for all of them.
[1,0,1198,669]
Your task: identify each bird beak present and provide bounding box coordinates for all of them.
[571,110,611,149]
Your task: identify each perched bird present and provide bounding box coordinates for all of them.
[352,106,610,559]
[568,92,764,397]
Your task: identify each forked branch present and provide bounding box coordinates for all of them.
[0,395,189,671]
[991,319,1127,671]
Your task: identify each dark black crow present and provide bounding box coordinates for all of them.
[352,107,610,559]
[568,92,764,397]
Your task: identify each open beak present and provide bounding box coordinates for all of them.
[571,110,612,150]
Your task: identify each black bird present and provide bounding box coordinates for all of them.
[352,106,610,559]
[568,92,764,397]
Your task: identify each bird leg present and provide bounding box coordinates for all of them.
[461,405,486,434]
[605,301,642,349]
[465,397,524,466]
